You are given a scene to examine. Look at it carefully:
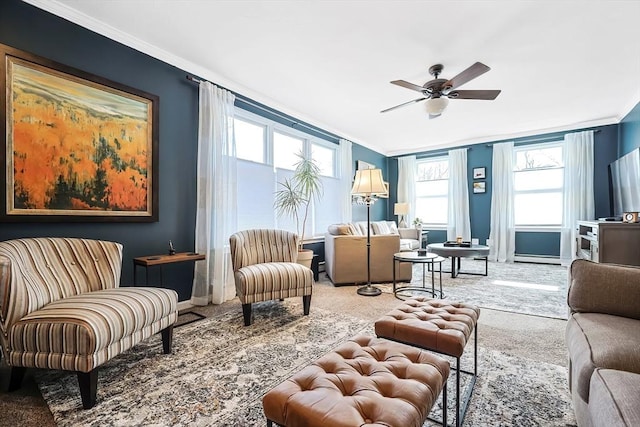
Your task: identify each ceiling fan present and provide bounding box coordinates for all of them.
[381,62,501,118]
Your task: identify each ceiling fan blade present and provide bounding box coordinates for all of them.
[381,97,428,113]
[443,62,490,91]
[450,89,501,100]
[390,80,426,92]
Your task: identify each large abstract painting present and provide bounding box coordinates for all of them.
[1,43,159,222]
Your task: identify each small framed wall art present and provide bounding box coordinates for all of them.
[473,181,486,194]
[473,167,486,179]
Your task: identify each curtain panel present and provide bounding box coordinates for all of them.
[447,148,471,241]
[397,155,417,224]
[489,142,515,262]
[339,139,353,223]
[560,130,594,264]
[192,82,237,306]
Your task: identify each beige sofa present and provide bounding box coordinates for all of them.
[566,259,640,426]
[324,221,419,285]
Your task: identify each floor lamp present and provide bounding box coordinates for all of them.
[351,168,387,297]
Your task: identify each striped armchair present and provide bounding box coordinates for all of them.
[0,238,178,409]
[230,230,313,326]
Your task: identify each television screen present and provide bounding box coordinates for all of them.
[610,148,640,216]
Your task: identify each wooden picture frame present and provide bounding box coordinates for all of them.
[1,43,159,222]
[473,167,486,179]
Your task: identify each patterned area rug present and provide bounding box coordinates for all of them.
[37,302,575,426]
[373,259,569,319]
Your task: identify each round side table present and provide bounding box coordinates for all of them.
[393,251,446,300]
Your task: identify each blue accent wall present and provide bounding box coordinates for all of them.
[352,144,388,222]
[620,102,640,156]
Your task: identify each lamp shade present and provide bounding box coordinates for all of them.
[394,202,409,215]
[425,97,449,115]
[351,169,386,195]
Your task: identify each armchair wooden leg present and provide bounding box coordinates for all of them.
[302,295,311,315]
[242,303,252,326]
[7,366,26,392]
[77,369,98,409]
[161,325,174,354]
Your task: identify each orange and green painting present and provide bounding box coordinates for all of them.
[8,58,152,215]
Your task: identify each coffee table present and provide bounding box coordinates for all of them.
[393,251,446,300]
[427,243,490,278]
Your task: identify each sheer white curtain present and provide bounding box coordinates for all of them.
[560,130,594,265]
[339,139,353,223]
[397,155,417,224]
[191,82,237,305]
[489,142,515,262]
[447,148,471,241]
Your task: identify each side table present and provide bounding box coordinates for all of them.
[393,252,445,300]
[133,252,206,286]
[133,252,206,326]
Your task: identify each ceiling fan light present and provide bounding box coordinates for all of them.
[425,97,449,115]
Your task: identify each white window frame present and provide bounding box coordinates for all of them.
[513,141,564,230]
[415,155,449,229]
[233,115,269,165]
[234,108,340,238]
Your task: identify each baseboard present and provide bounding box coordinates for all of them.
[514,255,561,265]
[177,301,194,312]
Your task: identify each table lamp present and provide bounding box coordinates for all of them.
[394,203,409,228]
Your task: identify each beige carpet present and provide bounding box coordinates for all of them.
[0,264,570,426]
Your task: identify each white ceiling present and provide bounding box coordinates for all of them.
[27,0,640,156]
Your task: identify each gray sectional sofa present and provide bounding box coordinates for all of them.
[566,259,640,426]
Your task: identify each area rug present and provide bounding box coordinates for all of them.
[37,302,575,426]
[373,259,569,319]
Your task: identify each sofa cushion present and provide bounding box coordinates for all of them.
[589,369,640,427]
[566,313,640,402]
[327,224,353,236]
[400,239,420,251]
[8,287,178,372]
[372,221,391,235]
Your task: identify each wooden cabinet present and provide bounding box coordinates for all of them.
[576,220,640,266]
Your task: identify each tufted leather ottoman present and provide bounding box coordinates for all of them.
[374,297,480,427]
[262,335,449,427]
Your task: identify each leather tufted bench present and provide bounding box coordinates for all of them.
[374,297,480,427]
[262,335,450,427]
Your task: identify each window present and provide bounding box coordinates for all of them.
[274,131,303,170]
[234,109,340,238]
[415,157,449,225]
[234,118,266,163]
[311,143,336,177]
[513,143,564,226]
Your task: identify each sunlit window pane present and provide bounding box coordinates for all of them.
[234,118,265,163]
[311,143,335,177]
[274,132,304,170]
[515,193,562,225]
[417,159,449,180]
[515,146,563,170]
[415,157,448,224]
[416,197,448,224]
[514,169,563,191]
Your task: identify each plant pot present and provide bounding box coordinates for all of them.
[296,249,314,269]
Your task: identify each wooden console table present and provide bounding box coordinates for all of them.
[133,252,206,286]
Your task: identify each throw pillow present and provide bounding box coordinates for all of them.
[372,221,391,235]
[388,222,399,235]
[336,225,352,235]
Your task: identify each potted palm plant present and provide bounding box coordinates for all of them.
[274,153,323,268]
